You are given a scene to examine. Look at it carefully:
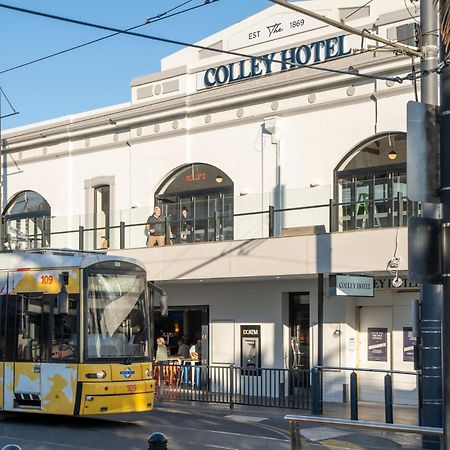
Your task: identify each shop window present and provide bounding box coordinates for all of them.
[3,190,51,251]
[334,132,417,231]
[94,185,110,249]
[155,163,234,244]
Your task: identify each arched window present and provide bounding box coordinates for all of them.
[155,163,234,243]
[334,132,415,231]
[3,190,51,250]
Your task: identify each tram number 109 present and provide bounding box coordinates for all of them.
[40,275,54,285]
[127,384,137,393]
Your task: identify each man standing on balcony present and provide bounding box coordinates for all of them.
[145,206,166,247]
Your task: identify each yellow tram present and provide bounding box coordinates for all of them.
[0,249,155,415]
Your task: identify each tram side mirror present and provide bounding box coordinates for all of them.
[160,294,168,317]
[147,281,168,317]
[57,275,69,315]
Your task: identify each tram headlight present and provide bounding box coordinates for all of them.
[86,370,107,379]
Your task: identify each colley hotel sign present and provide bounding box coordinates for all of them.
[201,34,352,89]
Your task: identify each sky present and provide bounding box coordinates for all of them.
[0,0,272,129]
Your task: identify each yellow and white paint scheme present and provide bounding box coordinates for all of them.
[0,249,155,416]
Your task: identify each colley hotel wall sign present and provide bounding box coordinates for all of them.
[202,34,352,88]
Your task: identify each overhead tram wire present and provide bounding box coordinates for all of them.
[0,2,406,84]
[344,0,374,20]
[0,0,217,76]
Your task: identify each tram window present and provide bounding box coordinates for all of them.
[51,296,78,361]
[15,295,50,362]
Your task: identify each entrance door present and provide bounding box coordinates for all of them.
[358,306,392,402]
[289,293,310,370]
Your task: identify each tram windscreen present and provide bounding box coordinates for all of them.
[86,272,149,359]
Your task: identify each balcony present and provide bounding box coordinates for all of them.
[2,185,418,258]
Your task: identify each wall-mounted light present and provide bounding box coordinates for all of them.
[388,150,397,160]
[215,175,223,183]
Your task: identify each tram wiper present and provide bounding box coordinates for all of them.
[121,326,148,365]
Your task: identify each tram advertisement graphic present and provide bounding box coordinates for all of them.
[240,325,261,375]
[367,327,388,362]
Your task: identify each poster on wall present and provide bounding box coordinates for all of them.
[240,325,261,375]
[367,327,388,362]
[403,327,416,362]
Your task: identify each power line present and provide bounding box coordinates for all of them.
[0,87,17,113]
[0,0,216,76]
[344,0,374,20]
[0,2,404,84]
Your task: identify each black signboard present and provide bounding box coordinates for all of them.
[403,327,416,362]
[240,325,261,375]
[368,327,388,362]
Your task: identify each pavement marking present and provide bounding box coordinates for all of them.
[206,445,239,450]
[320,439,365,450]
[150,422,290,441]
[224,415,268,423]
[301,427,351,442]
[0,435,99,450]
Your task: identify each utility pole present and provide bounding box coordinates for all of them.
[418,2,442,448]
[440,4,450,448]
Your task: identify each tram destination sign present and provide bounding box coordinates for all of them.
[329,274,374,298]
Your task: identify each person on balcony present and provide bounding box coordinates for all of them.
[179,207,194,244]
[145,206,166,247]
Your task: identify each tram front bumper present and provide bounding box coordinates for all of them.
[79,380,155,415]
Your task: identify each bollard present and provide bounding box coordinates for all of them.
[384,373,393,424]
[350,371,358,421]
[311,368,322,415]
[148,432,168,450]
[2,445,22,450]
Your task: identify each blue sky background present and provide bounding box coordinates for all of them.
[0,0,271,129]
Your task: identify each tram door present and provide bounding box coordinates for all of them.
[9,293,51,409]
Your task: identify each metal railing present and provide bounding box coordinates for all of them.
[285,415,443,450]
[311,366,419,423]
[2,194,419,252]
[155,362,310,410]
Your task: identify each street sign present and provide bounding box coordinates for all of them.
[407,101,440,203]
[329,274,374,297]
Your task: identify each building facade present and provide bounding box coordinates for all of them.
[3,0,421,404]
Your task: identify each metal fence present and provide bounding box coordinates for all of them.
[155,363,310,410]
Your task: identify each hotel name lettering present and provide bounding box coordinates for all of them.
[203,35,351,88]
[374,278,419,289]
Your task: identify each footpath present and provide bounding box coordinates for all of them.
[155,399,429,449]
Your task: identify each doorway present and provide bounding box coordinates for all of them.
[154,306,209,364]
[289,293,310,370]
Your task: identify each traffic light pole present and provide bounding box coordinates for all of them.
[441,23,450,450]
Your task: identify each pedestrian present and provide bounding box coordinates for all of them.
[145,206,166,247]
[179,207,194,243]
[155,337,169,362]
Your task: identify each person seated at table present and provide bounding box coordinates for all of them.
[177,337,189,359]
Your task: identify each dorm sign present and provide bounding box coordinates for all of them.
[203,35,351,88]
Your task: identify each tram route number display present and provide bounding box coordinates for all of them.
[367,328,388,362]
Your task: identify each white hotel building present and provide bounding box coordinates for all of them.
[3,0,423,405]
